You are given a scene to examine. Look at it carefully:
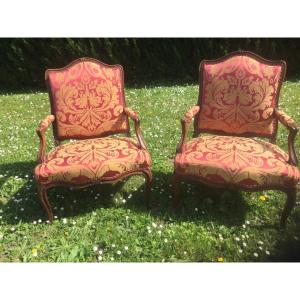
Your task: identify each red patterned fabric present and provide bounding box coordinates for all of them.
[124,107,139,121]
[198,54,285,137]
[46,59,128,140]
[175,135,300,189]
[35,137,151,185]
[183,106,200,122]
[275,110,298,130]
[38,115,55,132]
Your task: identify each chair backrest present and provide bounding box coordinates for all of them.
[195,51,286,139]
[45,57,129,141]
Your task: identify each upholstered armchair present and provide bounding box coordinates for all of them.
[34,58,152,222]
[174,51,299,228]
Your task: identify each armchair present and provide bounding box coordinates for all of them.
[34,58,152,222]
[174,51,299,228]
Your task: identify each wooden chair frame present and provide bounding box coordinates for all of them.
[35,58,152,222]
[174,51,299,229]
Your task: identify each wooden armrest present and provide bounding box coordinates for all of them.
[274,109,298,166]
[36,115,55,163]
[176,105,201,154]
[123,107,147,150]
[183,105,201,122]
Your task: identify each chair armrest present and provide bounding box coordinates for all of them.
[176,105,200,153]
[36,115,55,163]
[274,108,299,166]
[123,107,147,150]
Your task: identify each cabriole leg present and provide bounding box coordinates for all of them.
[143,170,153,209]
[280,188,297,229]
[37,184,53,223]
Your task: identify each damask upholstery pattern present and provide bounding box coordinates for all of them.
[46,60,128,140]
[175,135,300,189]
[183,105,200,122]
[35,137,151,185]
[198,55,285,137]
[38,115,55,132]
[123,107,139,121]
[275,109,298,130]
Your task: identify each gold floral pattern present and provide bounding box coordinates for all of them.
[275,110,298,130]
[47,60,128,140]
[175,135,300,188]
[35,137,151,185]
[123,107,139,121]
[199,55,284,137]
[38,115,55,132]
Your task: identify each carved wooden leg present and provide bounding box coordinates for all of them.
[37,184,53,223]
[143,169,153,209]
[280,188,297,229]
[173,173,182,210]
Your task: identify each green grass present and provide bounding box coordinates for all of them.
[0,81,300,262]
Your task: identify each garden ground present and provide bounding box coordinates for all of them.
[0,81,300,262]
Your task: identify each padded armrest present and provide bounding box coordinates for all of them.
[123,107,139,121]
[36,115,55,163]
[37,115,55,132]
[123,107,147,150]
[274,109,298,131]
[274,109,298,166]
[183,105,200,122]
[176,106,201,154]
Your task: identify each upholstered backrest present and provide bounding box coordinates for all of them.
[196,52,286,138]
[46,58,129,141]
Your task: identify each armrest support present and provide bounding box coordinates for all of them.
[36,115,55,163]
[176,105,200,154]
[274,108,299,166]
[123,107,147,150]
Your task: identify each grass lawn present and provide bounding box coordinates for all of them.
[0,81,300,262]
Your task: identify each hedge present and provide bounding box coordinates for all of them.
[0,38,300,90]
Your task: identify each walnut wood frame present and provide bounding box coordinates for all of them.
[174,51,298,229]
[37,58,152,222]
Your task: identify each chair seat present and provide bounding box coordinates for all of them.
[175,135,300,189]
[35,137,151,186]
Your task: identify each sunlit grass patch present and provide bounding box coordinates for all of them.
[0,82,299,262]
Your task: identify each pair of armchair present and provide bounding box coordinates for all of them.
[34,51,299,228]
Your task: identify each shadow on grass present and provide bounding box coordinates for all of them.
[271,237,300,261]
[1,161,300,261]
[126,171,250,227]
[1,161,248,227]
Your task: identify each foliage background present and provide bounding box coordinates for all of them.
[1,38,300,89]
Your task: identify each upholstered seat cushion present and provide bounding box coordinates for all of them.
[175,135,300,189]
[35,137,151,185]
